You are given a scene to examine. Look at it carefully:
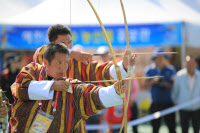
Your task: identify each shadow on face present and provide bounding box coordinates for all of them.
[185,56,197,75]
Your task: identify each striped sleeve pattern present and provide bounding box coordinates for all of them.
[33,45,47,64]
[72,82,105,132]
[71,59,115,87]
[12,62,42,101]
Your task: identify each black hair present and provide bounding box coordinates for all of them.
[43,42,69,64]
[48,24,72,42]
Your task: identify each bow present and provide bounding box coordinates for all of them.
[87,0,125,101]
[87,0,130,132]
[119,0,132,132]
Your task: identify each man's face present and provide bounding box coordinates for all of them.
[185,56,197,74]
[44,53,69,80]
[55,34,73,49]
[154,55,166,65]
[101,55,110,62]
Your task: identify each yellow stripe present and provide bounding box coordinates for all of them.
[71,60,74,79]
[27,63,37,70]
[38,45,46,64]
[78,61,82,76]
[81,120,85,133]
[24,102,38,132]
[101,65,111,86]
[95,62,102,80]
[86,63,90,81]
[46,99,53,115]
[12,102,23,131]
[74,120,82,131]
[80,85,88,117]
[89,87,101,113]
[22,70,36,81]
[60,92,66,132]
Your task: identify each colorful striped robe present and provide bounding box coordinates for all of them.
[9,62,106,133]
[33,45,114,87]
[33,45,115,132]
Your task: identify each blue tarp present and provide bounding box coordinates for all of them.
[0,22,182,50]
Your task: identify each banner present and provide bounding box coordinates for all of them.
[0,22,182,50]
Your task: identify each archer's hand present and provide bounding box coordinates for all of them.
[51,81,71,92]
[0,101,8,118]
[70,51,93,65]
[122,50,136,70]
[114,80,127,95]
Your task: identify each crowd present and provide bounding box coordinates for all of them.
[0,24,200,133]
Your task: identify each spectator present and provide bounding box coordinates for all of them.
[72,44,84,52]
[96,46,111,62]
[106,93,132,133]
[130,73,140,133]
[195,55,200,71]
[173,55,200,133]
[1,53,21,104]
[0,90,10,132]
[144,48,176,133]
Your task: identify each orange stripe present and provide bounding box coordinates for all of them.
[96,63,106,86]
[84,85,93,116]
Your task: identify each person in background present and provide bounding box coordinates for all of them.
[96,46,112,63]
[130,73,140,133]
[144,48,176,133]
[0,91,10,132]
[195,55,200,71]
[172,55,200,133]
[104,46,135,133]
[85,46,115,133]
[1,53,21,104]
[106,90,132,133]
[72,44,84,52]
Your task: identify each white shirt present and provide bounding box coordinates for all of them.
[188,74,195,91]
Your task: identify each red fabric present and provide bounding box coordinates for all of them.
[106,103,131,125]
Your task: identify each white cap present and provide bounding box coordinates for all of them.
[72,44,84,51]
[97,46,109,54]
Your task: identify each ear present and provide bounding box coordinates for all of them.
[43,59,49,67]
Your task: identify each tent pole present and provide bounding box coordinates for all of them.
[181,22,187,68]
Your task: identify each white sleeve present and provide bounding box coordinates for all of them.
[99,85,123,108]
[110,61,135,79]
[28,80,55,100]
[68,49,72,54]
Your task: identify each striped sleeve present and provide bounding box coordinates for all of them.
[11,62,42,101]
[72,82,105,118]
[72,59,115,87]
[33,45,47,64]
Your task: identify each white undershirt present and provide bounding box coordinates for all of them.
[188,74,195,91]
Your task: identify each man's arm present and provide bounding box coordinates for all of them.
[11,62,56,101]
[33,45,136,86]
[33,45,93,65]
[73,80,127,118]
[70,50,93,65]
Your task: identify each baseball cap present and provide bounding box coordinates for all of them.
[151,48,169,61]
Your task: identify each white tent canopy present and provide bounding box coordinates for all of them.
[1,0,200,25]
